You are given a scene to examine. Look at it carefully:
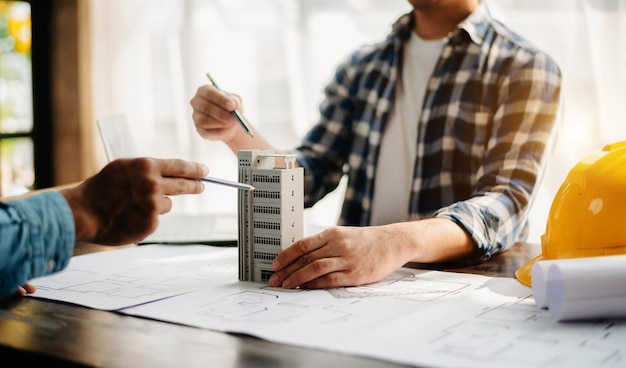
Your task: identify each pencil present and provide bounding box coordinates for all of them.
[199,176,255,191]
[205,73,255,138]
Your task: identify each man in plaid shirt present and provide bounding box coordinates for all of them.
[190,0,562,289]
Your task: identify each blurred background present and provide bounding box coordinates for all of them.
[1,0,625,243]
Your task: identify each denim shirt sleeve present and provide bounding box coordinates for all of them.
[0,191,75,299]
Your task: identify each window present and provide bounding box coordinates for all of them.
[0,0,52,197]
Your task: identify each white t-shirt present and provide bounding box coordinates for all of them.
[370,32,445,225]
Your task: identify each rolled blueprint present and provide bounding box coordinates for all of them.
[532,255,626,321]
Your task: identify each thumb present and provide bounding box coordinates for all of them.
[230,93,244,112]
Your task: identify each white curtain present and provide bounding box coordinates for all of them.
[487,0,626,242]
[88,0,626,242]
[584,0,626,141]
[88,0,409,224]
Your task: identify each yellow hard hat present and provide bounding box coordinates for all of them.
[515,141,626,287]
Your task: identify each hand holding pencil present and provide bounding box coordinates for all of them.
[191,71,263,143]
[205,73,254,138]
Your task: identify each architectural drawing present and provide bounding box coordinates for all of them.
[418,293,625,367]
[237,149,304,282]
[327,269,473,299]
[29,245,239,310]
[31,243,626,368]
[168,269,482,327]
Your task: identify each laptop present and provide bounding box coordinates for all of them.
[96,114,238,245]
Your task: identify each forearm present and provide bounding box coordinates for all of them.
[0,191,74,299]
[385,217,475,264]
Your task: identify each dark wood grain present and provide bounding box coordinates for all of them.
[0,242,540,367]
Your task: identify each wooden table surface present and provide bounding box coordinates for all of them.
[0,242,541,367]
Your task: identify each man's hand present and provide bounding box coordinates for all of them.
[16,283,36,296]
[268,226,412,289]
[268,219,474,289]
[190,84,247,143]
[61,157,208,246]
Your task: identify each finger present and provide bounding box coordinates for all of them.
[160,177,205,196]
[16,286,26,296]
[157,159,208,179]
[155,195,173,214]
[15,283,37,296]
[299,271,351,289]
[23,283,36,294]
[194,84,232,106]
[203,84,237,111]
[198,84,239,115]
[278,256,344,289]
[271,232,328,272]
[191,87,239,125]
[192,112,241,141]
[269,245,337,287]
[230,93,244,112]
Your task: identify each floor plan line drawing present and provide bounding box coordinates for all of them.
[126,275,626,368]
[29,244,626,368]
[122,269,496,336]
[358,279,626,368]
[29,245,239,310]
[327,270,473,299]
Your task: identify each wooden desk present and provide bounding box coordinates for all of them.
[0,242,540,367]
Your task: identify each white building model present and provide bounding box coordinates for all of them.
[237,149,304,282]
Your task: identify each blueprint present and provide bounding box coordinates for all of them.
[122,271,626,368]
[29,244,626,367]
[29,245,238,310]
[532,255,626,321]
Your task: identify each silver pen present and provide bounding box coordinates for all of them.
[199,176,255,191]
[205,73,255,138]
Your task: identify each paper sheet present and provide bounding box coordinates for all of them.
[122,268,490,342]
[122,272,626,368]
[28,245,626,368]
[29,245,238,310]
[532,255,626,321]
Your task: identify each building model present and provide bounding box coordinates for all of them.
[237,149,304,282]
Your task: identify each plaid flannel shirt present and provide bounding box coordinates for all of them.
[294,2,562,260]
